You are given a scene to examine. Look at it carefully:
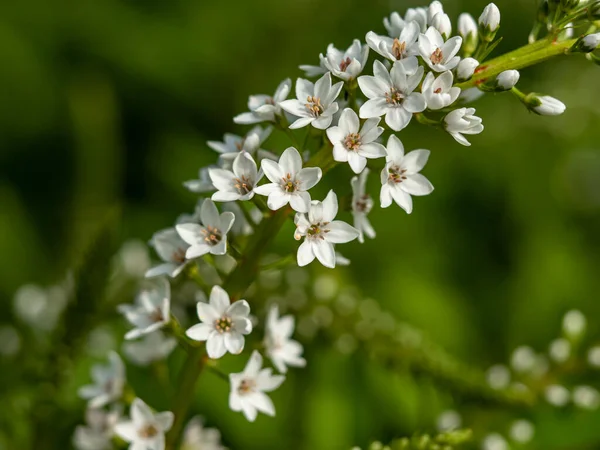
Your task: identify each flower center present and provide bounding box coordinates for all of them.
[201,226,222,246]
[305,96,324,117]
[214,316,232,333]
[233,176,253,195]
[385,87,404,105]
[281,173,299,192]
[354,194,373,213]
[434,87,443,94]
[430,48,444,65]
[172,247,187,264]
[344,133,362,151]
[238,378,256,395]
[392,38,407,60]
[138,424,159,439]
[339,57,352,72]
[307,222,329,240]
[388,165,407,183]
[149,308,164,323]
[265,97,276,105]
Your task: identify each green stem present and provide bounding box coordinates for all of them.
[455,37,578,90]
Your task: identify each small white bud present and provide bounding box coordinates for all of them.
[510,420,535,444]
[427,1,444,24]
[479,3,501,33]
[582,33,600,51]
[458,13,478,38]
[549,338,571,364]
[573,385,600,410]
[456,57,479,80]
[588,346,600,368]
[545,384,570,407]
[431,12,452,39]
[528,94,567,116]
[486,364,511,389]
[496,70,520,90]
[563,309,586,338]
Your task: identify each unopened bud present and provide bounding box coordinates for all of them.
[431,12,452,40]
[495,70,520,90]
[456,57,479,80]
[458,13,479,55]
[479,3,501,41]
[427,1,444,24]
[571,33,600,53]
[523,93,566,116]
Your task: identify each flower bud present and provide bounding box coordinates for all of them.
[571,33,600,53]
[524,93,566,116]
[456,57,479,80]
[427,1,444,24]
[458,13,479,55]
[431,12,452,40]
[479,3,501,41]
[495,70,520,90]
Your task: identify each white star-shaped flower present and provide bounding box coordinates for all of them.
[418,26,462,72]
[280,72,344,130]
[421,70,461,110]
[118,278,171,340]
[358,60,426,132]
[380,135,434,213]
[264,305,306,373]
[229,350,285,422]
[326,108,386,174]
[181,416,227,450]
[186,285,252,359]
[366,21,420,62]
[73,407,120,450]
[114,398,173,450]
[294,190,360,268]
[254,147,322,213]
[209,152,263,202]
[145,228,190,278]
[443,107,484,146]
[301,40,369,81]
[78,351,125,408]
[176,199,235,258]
[351,168,376,243]
[234,79,291,125]
[207,126,274,167]
[122,331,177,366]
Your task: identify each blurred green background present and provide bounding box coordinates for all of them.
[1,0,600,448]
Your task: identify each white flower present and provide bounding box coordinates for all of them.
[421,71,460,110]
[479,3,501,33]
[351,168,376,243]
[145,228,190,278]
[548,338,571,364]
[366,21,420,62]
[531,95,566,116]
[563,309,586,338]
[254,147,322,213]
[209,152,262,202]
[380,135,434,213]
[443,107,484,146]
[573,385,600,410]
[176,199,235,258]
[496,70,520,90]
[418,27,462,72]
[431,12,452,39]
[588,346,600,368]
[119,278,171,340]
[456,57,479,80]
[482,433,508,450]
[545,384,570,407]
[207,126,273,166]
[280,73,343,129]
[427,1,444,24]
[319,40,370,81]
[405,7,428,32]
[78,351,125,408]
[114,398,173,450]
[186,285,252,359]
[357,60,426,132]
[234,78,291,125]
[122,332,177,366]
[326,108,386,173]
[229,350,285,422]
[383,12,405,37]
[264,305,306,373]
[582,32,600,51]
[458,13,478,39]
[184,166,215,193]
[509,420,535,444]
[294,190,360,268]
[181,417,227,450]
[73,407,120,450]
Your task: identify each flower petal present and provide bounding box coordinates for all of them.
[312,240,336,268]
[186,323,213,341]
[326,221,360,243]
[224,331,244,354]
[196,302,220,323]
[297,239,315,267]
[206,332,227,359]
[209,285,231,314]
[401,174,434,196]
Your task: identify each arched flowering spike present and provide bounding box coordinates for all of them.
[294,190,360,268]
[254,147,322,213]
[418,27,462,72]
[145,228,190,278]
[366,21,420,62]
[279,72,344,130]
[264,305,306,373]
[78,351,125,408]
[358,59,426,132]
[209,152,263,202]
[421,71,461,110]
[114,398,173,450]
[326,108,386,174]
[186,285,252,359]
[118,278,171,340]
[234,78,291,125]
[229,350,285,422]
[351,168,376,243]
[443,107,484,146]
[175,199,235,258]
[380,135,434,213]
